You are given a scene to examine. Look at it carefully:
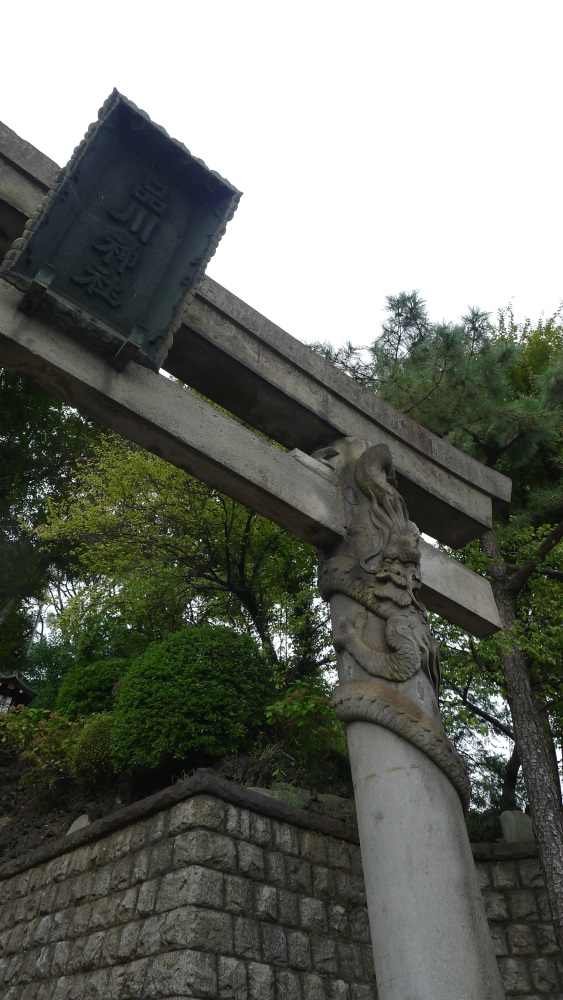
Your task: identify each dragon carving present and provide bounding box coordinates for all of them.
[317,440,440,695]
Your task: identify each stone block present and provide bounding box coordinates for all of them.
[335,872,365,908]
[298,831,328,865]
[254,884,277,921]
[301,973,327,999]
[285,857,312,895]
[218,954,247,999]
[482,890,509,922]
[261,923,288,965]
[129,821,149,853]
[518,858,544,888]
[507,923,537,955]
[326,840,352,872]
[137,877,161,916]
[36,943,56,978]
[84,968,112,998]
[0,900,17,932]
[101,924,122,965]
[508,889,539,922]
[224,804,249,840]
[52,909,72,942]
[117,885,140,923]
[175,830,237,872]
[277,889,299,928]
[148,810,170,844]
[530,957,560,993]
[233,916,261,960]
[117,957,150,999]
[325,980,350,1000]
[224,875,253,916]
[336,941,363,980]
[52,940,74,977]
[131,847,151,884]
[117,920,140,961]
[275,968,302,1000]
[67,902,93,939]
[350,987,375,1000]
[265,851,286,886]
[163,905,233,954]
[36,883,57,917]
[312,865,336,902]
[106,827,132,862]
[311,937,338,975]
[250,813,273,848]
[88,895,118,932]
[91,866,112,899]
[148,839,175,878]
[272,821,299,856]
[328,904,349,938]
[491,861,520,890]
[349,907,370,944]
[488,924,508,957]
[237,841,265,881]
[248,961,275,1000]
[299,897,328,935]
[144,949,217,998]
[287,929,311,970]
[136,914,167,957]
[534,922,560,956]
[498,957,533,994]
[157,866,224,912]
[81,930,106,970]
[535,889,552,922]
[169,795,226,835]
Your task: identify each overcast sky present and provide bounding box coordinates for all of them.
[2,1,562,349]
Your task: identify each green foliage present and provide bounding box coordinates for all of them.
[111,624,275,771]
[56,657,129,720]
[20,712,81,793]
[71,713,114,783]
[22,636,75,709]
[264,678,348,781]
[0,371,94,665]
[38,432,330,679]
[0,705,51,763]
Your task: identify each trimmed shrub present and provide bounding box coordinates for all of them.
[111,624,273,771]
[56,657,129,719]
[72,713,114,783]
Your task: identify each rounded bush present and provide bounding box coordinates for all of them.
[111,624,273,771]
[56,657,129,719]
[72,713,114,783]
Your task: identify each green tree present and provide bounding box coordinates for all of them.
[319,296,563,948]
[0,371,94,668]
[37,432,331,680]
[111,623,274,770]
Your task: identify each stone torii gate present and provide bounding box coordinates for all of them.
[0,107,509,1000]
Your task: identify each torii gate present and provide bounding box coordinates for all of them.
[0,105,509,1000]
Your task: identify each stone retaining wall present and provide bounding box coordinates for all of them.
[0,771,560,999]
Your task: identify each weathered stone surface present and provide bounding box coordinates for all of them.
[0,779,559,1000]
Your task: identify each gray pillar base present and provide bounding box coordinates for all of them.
[347,721,506,1000]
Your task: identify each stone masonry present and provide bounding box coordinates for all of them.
[0,772,560,999]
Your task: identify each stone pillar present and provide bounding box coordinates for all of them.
[316,437,505,1000]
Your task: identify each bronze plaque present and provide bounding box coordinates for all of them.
[0,91,241,370]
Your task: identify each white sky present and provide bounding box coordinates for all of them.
[2,0,562,349]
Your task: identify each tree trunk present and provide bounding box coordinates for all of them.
[482,531,563,954]
[499,743,520,811]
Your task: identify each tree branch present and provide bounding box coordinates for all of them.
[508,519,563,594]
[450,684,514,740]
